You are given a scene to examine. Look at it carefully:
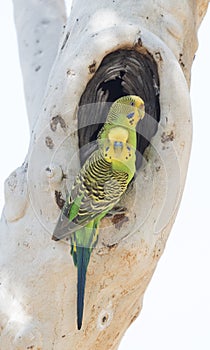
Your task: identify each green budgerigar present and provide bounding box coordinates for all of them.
[52,95,145,330]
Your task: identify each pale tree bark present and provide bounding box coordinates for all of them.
[0,1,209,349]
[13,0,67,129]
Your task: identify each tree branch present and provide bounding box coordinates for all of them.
[195,0,209,28]
[0,0,209,349]
[12,0,67,130]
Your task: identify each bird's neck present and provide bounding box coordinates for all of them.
[127,128,137,149]
[112,156,135,182]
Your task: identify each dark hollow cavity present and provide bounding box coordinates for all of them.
[77,48,160,170]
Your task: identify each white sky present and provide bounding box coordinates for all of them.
[0,3,209,349]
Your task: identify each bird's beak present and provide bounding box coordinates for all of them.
[138,103,145,120]
[113,141,123,154]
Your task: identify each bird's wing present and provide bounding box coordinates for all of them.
[52,150,128,241]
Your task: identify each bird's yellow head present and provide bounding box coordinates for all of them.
[104,127,134,163]
[108,95,145,129]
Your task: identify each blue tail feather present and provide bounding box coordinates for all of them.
[77,246,91,330]
[71,222,100,329]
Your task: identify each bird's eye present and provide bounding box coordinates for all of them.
[130,101,135,106]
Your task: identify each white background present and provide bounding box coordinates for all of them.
[0,2,209,349]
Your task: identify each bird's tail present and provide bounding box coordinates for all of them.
[76,246,91,330]
[71,222,100,330]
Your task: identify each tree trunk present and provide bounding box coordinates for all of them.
[0,0,209,349]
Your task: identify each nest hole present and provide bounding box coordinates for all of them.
[78,48,160,170]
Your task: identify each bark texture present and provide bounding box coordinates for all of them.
[0,0,209,349]
[13,0,67,129]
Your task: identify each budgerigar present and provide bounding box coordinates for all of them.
[52,95,145,330]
